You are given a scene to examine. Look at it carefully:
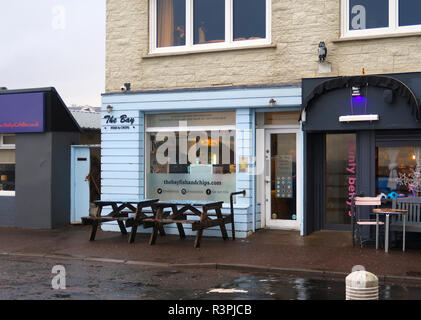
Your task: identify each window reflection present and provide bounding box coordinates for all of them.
[146,130,236,202]
[233,0,266,41]
[399,1,421,27]
[349,0,389,30]
[325,134,356,226]
[194,0,225,44]
[376,146,421,198]
[157,0,186,48]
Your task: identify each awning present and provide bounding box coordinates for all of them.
[300,75,420,122]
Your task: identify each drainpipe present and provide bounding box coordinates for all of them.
[252,109,256,233]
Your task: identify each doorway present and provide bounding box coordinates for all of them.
[264,129,302,230]
[71,145,101,223]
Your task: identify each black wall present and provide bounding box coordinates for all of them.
[302,72,421,132]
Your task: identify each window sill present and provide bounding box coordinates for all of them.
[0,191,15,197]
[143,43,277,59]
[334,31,421,43]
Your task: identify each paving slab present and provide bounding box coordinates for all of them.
[1,226,421,280]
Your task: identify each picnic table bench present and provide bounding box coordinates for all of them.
[143,200,231,248]
[81,198,159,241]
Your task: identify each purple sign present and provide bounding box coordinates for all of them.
[0,92,45,133]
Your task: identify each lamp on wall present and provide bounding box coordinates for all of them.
[269,98,276,108]
[106,105,113,113]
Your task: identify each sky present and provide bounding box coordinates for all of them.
[0,0,105,107]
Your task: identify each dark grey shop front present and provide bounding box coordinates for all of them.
[302,72,421,236]
[0,88,80,229]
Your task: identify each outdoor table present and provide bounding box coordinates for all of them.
[81,198,159,241]
[372,208,408,253]
[145,200,229,248]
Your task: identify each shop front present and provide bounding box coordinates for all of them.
[0,88,81,228]
[301,72,421,236]
[101,85,303,238]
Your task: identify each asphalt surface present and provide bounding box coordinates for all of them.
[2,255,421,300]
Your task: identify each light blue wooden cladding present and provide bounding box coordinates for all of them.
[101,86,301,238]
[102,86,302,111]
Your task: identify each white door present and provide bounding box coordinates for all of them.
[71,146,91,223]
[265,129,302,230]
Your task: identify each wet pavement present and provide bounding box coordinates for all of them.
[2,225,421,282]
[1,255,421,300]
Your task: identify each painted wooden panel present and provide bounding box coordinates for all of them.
[101,186,140,195]
[102,163,141,172]
[102,179,140,187]
[102,141,141,149]
[101,156,142,164]
[102,87,301,107]
[101,171,141,179]
[101,149,140,156]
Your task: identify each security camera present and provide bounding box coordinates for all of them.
[120,85,127,92]
[120,82,131,92]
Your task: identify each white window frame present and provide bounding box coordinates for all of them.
[149,0,271,54]
[0,134,16,196]
[0,134,16,150]
[341,0,421,39]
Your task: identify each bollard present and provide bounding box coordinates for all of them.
[345,270,379,300]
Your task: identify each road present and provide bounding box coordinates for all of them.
[1,255,421,300]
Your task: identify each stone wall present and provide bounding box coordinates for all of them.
[106,0,421,92]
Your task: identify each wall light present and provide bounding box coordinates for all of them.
[106,105,113,113]
[269,98,276,107]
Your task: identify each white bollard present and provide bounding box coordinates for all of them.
[346,270,379,300]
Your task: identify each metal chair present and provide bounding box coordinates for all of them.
[351,196,384,248]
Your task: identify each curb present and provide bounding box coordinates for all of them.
[2,251,421,287]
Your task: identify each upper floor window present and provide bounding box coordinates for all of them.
[150,0,271,53]
[342,0,421,38]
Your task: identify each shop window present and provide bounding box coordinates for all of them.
[0,135,16,193]
[145,112,236,203]
[151,0,270,53]
[376,146,421,198]
[325,134,356,226]
[342,0,421,38]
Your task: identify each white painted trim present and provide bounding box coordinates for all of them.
[264,127,301,231]
[0,191,15,197]
[145,125,236,132]
[341,0,421,39]
[149,0,272,54]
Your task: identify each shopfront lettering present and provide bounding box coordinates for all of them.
[346,141,357,216]
[104,115,135,125]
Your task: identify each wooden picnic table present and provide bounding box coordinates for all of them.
[143,200,230,248]
[81,198,159,241]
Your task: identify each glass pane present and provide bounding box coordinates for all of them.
[194,0,225,44]
[376,146,420,197]
[325,134,356,226]
[146,130,236,202]
[3,135,15,145]
[349,0,389,30]
[0,164,15,191]
[270,133,296,221]
[399,0,421,27]
[233,0,266,41]
[157,0,186,48]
